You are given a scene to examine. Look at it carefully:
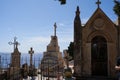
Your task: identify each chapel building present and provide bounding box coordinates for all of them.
[74,1,119,78]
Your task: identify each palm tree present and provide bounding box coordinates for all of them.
[113,0,120,24]
[113,0,120,57]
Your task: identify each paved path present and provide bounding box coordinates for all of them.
[23,74,64,80]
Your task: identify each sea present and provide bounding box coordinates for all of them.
[0,52,43,68]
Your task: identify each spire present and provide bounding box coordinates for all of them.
[54,22,57,36]
[74,6,83,76]
[74,6,81,22]
[96,0,101,8]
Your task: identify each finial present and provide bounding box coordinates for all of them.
[76,6,80,16]
[96,0,101,8]
[54,22,57,36]
[77,6,79,11]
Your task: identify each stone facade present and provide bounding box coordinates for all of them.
[11,47,21,68]
[74,6,119,78]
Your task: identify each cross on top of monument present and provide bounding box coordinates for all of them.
[28,47,34,67]
[8,37,20,50]
[29,47,34,55]
[96,0,101,8]
[54,22,57,36]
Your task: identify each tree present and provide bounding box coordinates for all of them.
[113,0,120,17]
[58,0,66,5]
[67,42,74,60]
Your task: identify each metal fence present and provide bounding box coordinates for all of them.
[0,54,64,80]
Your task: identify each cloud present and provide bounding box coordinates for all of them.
[18,35,73,53]
[26,36,72,44]
[27,36,50,44]
[114,19,118,25]
[81,18,89,25]
[56,22,73,35]
[59,36,73,43]
[18,36,50,53]
[58,23,65,27]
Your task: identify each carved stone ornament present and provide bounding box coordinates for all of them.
[94,18,104,30]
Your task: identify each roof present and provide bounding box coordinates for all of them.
[84,7,115,27]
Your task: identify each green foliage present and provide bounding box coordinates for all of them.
[113,0,120,17]
[67,42,74,60]
[59,0,66,5]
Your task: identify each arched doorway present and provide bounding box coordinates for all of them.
[91,36,108,76]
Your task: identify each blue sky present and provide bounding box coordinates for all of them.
[0,0,117,53]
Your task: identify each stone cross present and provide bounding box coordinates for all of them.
[54,22,57,36]
[8,37,20,50]
[96,0,101,8]
[29,47,34,67]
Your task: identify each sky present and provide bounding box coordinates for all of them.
[0,0,117,53]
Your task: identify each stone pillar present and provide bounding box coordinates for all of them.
[83,43,91,76]
[118,17,120,57]
[107,42,117,77]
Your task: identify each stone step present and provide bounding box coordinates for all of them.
[76,76,117,80]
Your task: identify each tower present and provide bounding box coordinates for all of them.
[41,23,64,77]
[74,6,83,77]
[8,37,21,79]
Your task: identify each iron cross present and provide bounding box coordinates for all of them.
[8,37,20,50]
[96,0,101,8]
[54,22,57,36]
[29,47,34,66]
